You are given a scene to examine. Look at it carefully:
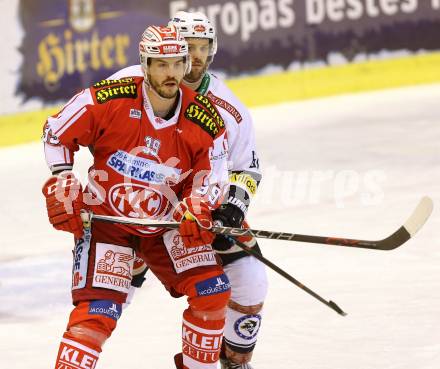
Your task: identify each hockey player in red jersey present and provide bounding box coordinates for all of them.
[109,12,268,369]
[42,25,231,369]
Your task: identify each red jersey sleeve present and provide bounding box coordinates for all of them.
[43,88,102,173]
[179,91,230,209]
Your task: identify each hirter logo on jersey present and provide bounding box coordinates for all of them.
[185,103,220,138]
[93,78,134,89]
[92,243,134,293]
[95,83,137,104]
[195,94,225,128]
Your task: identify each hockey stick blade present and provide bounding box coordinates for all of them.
[369,196,433,250]
[90,196,433,250]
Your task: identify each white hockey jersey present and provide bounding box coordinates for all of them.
[108,66,262,215]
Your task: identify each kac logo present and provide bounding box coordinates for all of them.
[109,183,165,219]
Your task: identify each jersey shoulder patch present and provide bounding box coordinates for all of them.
[183,93,225,138]
[194,94,224,129]
[92,77,139,104]
[207,91,243,124]
[184,102,220,138]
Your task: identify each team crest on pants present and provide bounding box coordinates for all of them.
[92,243,134,293]
[163,230,217,274]
[234,314,262,340]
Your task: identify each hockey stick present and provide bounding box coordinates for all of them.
[231,237,346,316]
[87,214,346,315]
[90,196,433,251]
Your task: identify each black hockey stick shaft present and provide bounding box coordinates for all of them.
[232,238,347,316]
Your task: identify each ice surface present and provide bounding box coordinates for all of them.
[0,84,439,368]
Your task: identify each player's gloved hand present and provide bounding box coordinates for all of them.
[131,257,148,288]
[42,171,84,239]
[211,203,245,251]
[235,220,257,247]
[123,257,149,308]
[173,198,214,248]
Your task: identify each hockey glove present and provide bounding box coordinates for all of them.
[173,198,214,248]
[211,203,245,251]
[131,257,149,288]
[42,172,84,239]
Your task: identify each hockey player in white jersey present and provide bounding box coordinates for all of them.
[109,12,268,369]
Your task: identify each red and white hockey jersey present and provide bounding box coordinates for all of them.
[108,66,262,216]
[43,77,229,236]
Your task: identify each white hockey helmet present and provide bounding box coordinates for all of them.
[139,25,191,75]
[168,11,217,63]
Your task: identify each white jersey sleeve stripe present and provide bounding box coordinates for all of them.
[53,106,87,137]
[50,89,94,135]
[63,146,71,163]
[54,89,85,119]
[44,142,74,172]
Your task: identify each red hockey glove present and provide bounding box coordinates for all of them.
[173,198,215,248]
[42,172,85,239]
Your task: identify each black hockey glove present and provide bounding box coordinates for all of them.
[131,257,149,288]
[211,203,245,251]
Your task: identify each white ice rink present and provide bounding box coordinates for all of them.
[1,84,439,369]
